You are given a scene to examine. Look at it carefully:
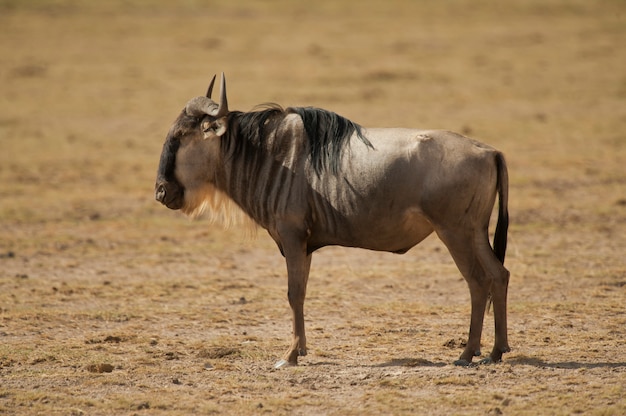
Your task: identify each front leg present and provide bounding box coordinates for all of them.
[274,227,312,369]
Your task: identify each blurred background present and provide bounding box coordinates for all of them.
[0,1,624,413]
[1,0,624,227]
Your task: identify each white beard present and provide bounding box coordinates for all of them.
[181,183,257,233]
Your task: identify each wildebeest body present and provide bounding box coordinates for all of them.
[305,127,500,255]
[156,74,510,368]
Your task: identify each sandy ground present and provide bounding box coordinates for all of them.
[1,1,625,414]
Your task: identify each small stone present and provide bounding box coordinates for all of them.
[136,402,150,410]
[86,363,114,373]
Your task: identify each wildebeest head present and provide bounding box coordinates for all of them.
[155,73,229,215]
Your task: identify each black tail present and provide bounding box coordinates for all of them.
[493,152,509,264]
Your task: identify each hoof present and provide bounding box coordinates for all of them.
[453,359,472,367]
[479,356,502,364]
[274,359,296,369]
[479,356,504,365]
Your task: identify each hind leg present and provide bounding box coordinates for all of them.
[437,229,490,365]
[476,241,511,363]
[437,228,510,365]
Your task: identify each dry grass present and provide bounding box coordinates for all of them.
[1,0,625,414]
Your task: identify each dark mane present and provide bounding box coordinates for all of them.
[224,106,372,175]
[224,104,284,152]
[287,107,372,174]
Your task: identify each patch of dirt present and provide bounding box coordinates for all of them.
[1,1,625,415]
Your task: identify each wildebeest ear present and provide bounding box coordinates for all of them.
[202,116,227,138]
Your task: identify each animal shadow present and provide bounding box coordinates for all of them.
[374,358,447,368]
[508,356,626,370]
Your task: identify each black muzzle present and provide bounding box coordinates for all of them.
[155,181,184,210]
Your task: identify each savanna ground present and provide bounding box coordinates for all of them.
[1,0,625,414]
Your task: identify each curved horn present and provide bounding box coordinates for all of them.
[184,73,228,117]
[215,72,229,117]
[206,74,217,98]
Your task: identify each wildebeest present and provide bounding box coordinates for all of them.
[155,73,510,368]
